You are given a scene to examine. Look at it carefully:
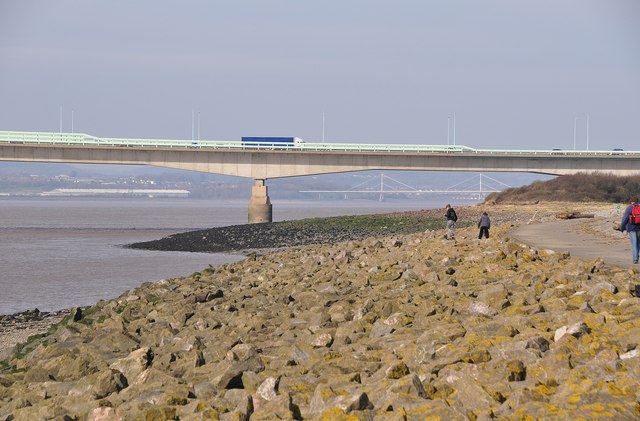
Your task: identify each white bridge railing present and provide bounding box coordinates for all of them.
[0,130,637,157]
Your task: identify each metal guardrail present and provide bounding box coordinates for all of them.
[0,130,637,156]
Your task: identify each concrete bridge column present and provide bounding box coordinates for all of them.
[248,179,272,224]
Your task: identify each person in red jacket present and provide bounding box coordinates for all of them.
[620,198,640,264]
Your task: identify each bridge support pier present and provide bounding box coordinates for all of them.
[248,179,272,224]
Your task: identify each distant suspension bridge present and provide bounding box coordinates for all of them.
[300,173,512,201]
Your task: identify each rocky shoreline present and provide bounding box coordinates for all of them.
[126,205,550,255]
[127,208,456,255]
[3,202,639,419]
[1,208,455,356]
[0,309,70,358]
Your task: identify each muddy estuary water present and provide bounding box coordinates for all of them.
[0,197,471,314]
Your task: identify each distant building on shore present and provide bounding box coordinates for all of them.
[40,188,190,198]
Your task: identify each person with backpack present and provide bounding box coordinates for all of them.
[619,198,640,264]
[478,211,491,239]
[445,204,457,240]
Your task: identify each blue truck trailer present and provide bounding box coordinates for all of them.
[241,136,304,148]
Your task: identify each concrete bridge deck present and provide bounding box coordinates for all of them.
[2,130,639,222]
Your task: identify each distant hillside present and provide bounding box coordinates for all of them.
[485,173,640,204]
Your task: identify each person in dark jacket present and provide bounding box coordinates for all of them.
[478,211,491,239]
[445,204,457,240]
[620,198,640,264]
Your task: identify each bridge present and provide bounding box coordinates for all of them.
[1,130,639,223]
[300,173,512,202]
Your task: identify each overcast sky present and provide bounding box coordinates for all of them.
[1,0,638,150]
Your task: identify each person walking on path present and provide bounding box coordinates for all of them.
[445,204,457,240]
[478,211,491,239]
[620,198,640,264]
